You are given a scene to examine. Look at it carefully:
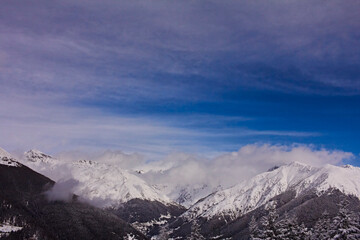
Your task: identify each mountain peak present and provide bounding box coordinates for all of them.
[184,162,360,220]
[25,149,55,163]
[286,161,311,168]
[27,149,45,155]
[0,147,13,159]
[75,159,98,166]
[0,147,20,167]
[70,160,172,207]
[267,165,280,172]
[267,161,313,172]
[342,164,356,169]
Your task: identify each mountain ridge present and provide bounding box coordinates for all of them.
[3,146,360,239]
[183,161,360,221]
[0,147,20,167]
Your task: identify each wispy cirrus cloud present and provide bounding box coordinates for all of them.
[0,96,320,157]
[1,0,359,156]
[1,0,360,101]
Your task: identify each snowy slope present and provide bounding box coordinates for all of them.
[0,147,20,167]
[153,183,222,208]
[22,149,58,172]
[25,149,56,164]
[18,149,174,208]
[70,160,171,207]
[138,164,222,208]
[184,162,360,220]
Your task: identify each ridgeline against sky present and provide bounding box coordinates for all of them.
[0,1,359,162]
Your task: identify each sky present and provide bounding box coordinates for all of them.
[0,0,359,164]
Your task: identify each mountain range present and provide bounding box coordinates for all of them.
[0,148,146,239]
[1,147,360,239]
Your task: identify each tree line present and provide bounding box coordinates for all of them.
[250,200,360,240]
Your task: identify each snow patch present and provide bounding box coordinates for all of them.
[124,233,138,240]
[0,223,22,237]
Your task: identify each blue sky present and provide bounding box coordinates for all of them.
[0,0,359,163]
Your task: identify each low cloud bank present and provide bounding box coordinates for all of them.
[46,179,79,202]
[141,144,354,189]
[51,143,354,191]
[26,143,354,207]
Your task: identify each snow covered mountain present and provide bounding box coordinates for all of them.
[18,149,186,235]
[0,147,20,167]
[153,183,222,208]
[22,149,58,174]
[138,166,223,208]
[17,149,360,217]
[25,149,56,164]
[184,161,360,220]
[20,150,173,207]
[0,150,146,240]
[71,159,171,207]
[3,146,360,239]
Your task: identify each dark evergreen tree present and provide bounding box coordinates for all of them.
[187,219,205,240]
[257,204,311,240]
[277,212,310,240]
[329,199,360,240]
[311,210,332,240]
[299,223,311,240]
[249,215,261,240]
[258,203,282,240]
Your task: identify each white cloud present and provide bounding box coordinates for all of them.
[20,143,354,207]
[46,179,79,202]
[141,144,354,192]
[23,143,352,189]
